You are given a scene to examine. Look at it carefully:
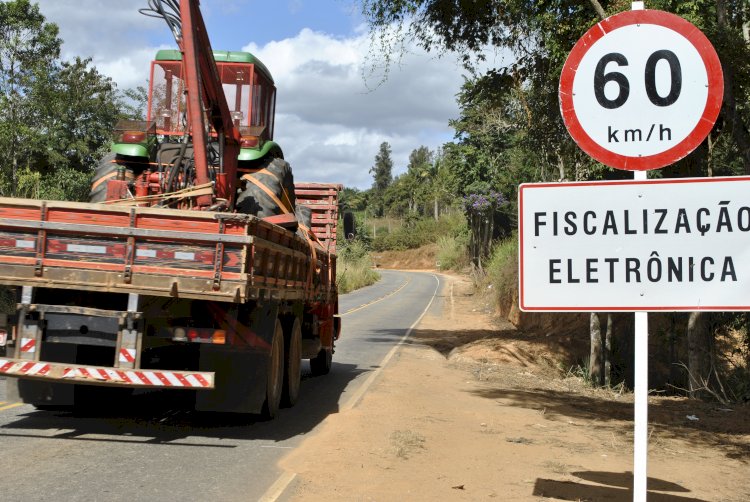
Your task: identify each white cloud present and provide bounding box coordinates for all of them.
[244,28,470,188]
[36,0,165,89]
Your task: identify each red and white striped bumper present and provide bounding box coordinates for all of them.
[0,358,215,389]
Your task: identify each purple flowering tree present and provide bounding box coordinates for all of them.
[463,191,505,272]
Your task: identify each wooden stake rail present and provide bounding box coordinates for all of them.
[295,182,343,253]
[0,197,333,303]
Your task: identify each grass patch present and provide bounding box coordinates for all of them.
[336,240,380,294]
[436,234,469,271]
[390,429,426,459]
[485,235,518,306]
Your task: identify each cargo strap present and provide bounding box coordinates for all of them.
[241,168,294,214]
[299,222,329,288]
[104,182,214,206]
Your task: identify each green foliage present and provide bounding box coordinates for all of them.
[369,141,394,216]
[0,0,61,196]
[117,85,149,121]
[340,186,368,212]
[0,0,122,201]
[371,212,466,251]
[337,240,381,294]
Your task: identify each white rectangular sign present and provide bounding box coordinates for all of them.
[519,176,750,311]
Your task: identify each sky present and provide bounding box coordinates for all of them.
[34,0,500,189]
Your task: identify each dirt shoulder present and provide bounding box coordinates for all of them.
[282,274,750,501]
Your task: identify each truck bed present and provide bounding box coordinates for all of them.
[0,197,335,303]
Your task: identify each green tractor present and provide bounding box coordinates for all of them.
[90,49,287,210]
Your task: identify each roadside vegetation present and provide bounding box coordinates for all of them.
[346,0,750,402]
[336,240,380,294]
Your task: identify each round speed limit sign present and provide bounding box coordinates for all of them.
[559,10,723,171]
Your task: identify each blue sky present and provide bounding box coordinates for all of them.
[34,0,490,189]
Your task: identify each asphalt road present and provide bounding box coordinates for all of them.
[0,270,444,502]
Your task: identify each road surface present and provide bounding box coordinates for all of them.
[0,270,443,501]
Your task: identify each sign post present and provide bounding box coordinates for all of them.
[536,2,726,501]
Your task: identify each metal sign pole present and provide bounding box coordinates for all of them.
[630,4,647,501]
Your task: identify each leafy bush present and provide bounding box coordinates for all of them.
[371,213,467,252]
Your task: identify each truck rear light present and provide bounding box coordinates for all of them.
[211,330,226,344]
[172,327,226,344]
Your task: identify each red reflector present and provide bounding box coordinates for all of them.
[187,329,199,340]
[240,136,259,148]
[121,131,147,143]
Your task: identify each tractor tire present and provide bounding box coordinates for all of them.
[89,152,135,203]
[281,317,302,408]
[260,319,285,420]
[310,347,332,376]
[236,157,296,217]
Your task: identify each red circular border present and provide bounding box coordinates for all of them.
[559,10,724,171]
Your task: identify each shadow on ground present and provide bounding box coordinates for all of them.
[360,327,750,463]
[534,472,709,501]
[0,361,365,447]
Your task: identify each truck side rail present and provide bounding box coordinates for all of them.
[0,198,333,303]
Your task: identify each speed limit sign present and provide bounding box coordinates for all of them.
[559,9,723,171]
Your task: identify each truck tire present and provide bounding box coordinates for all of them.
[261,319,285,419]
[310,347,332,376]
[281,317,302,407]
[89,152,135,203]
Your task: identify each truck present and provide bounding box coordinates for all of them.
[0,0,341,418]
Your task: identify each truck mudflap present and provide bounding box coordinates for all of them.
[0,358,215,390]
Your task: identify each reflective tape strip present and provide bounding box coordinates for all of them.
[15,240,35,249]
[174,251,196,261]
[67,244,107,254]
[163,372,184,387]
[20,338,36,353]
[119,348,136,364]
[0,360,51,376]
[0,359,213,388]
[136,249,157,258]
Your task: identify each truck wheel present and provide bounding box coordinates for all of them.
[261,319,285,419]
[282,317,302,407]
[310,348,332,376]
[89,152,135,203]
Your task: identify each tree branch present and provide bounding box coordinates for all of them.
[587,0,607,21]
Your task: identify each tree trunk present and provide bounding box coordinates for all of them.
[589,313,603,386]
[587,0,606,20]
[716,0,750,174]
[604,314,613,387]
[433,196,439,221]
[686,311,710,398]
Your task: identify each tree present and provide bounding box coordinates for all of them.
[0,0,60,196]
[37,57,120,174]
[369,141,394,216]
[0,0,123,201]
